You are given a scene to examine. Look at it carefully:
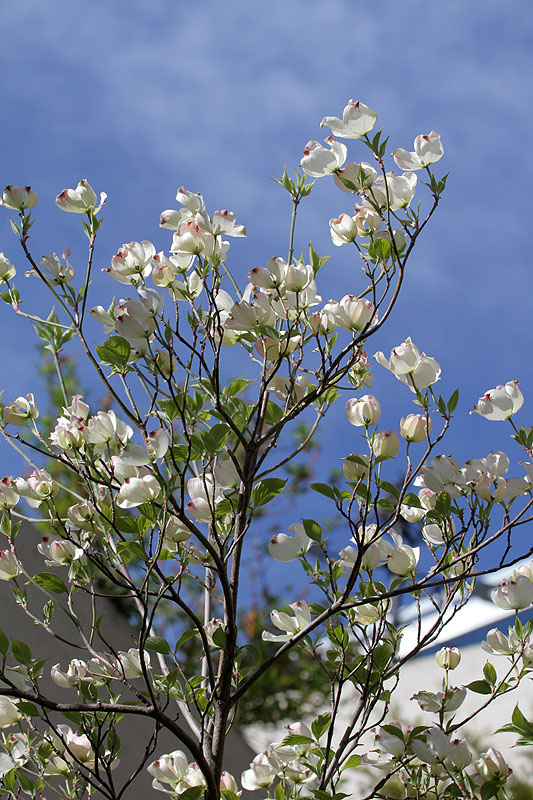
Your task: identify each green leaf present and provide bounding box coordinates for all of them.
[116,541,147,565]
[42,600,54,625]
[435,491,451,516]
[0,630,9,656]
[61,710,82,725]
[33,572,68,594]
[214,498,234,518]
[252,478,287,508]
[402,492,422,508]
[309,483,336,501]
[175,629,198,651]
[12,640,31,666]
[17,701,39,717]
[313,792,332,800]
[0,515,12,537]
[115,515,142,535]
[480,781,501,800]
[302,519,322,542]
[263,400,284,426]
[160,399,181,420]
[376,497,395,510]
[3,768,16,792]
[202,423,230,456]
[501,704,533,738]
[226,378,252,397]
[483,661,497,686]
[369,237,391,262]
[17,772,36,792]
[95,336,131,370]
[466,679,492,695]
[447,388,459,414]
[138,503,157,523]
[274,782,286,800]
[379,481,400,499]
[380,723,405,740]
[372,643,393,671]
[281,734,314,746]
[144,636,171,654]
[311,712,331,740]
[177,788,204,800]
[341,754,361,771]
[212,626,227,649]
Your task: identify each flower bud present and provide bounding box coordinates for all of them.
[56,180,100,213]
[482,627,520,656]
[336,295,376,331]
[330,213,358,245]
[248,257,287,289]
[309,309,337,335]
[241,752,279,791]
[0,185,39,210]
[147,750,188,788]
[300,137,347,177]
[447,738,472,769]
[372,430,400,459]
[386,543,419,576]
[423,518,456,545]
[492,573,533,610]
[410,727,450,764]
[220,771,239,794]
[321,100,378,140]
[283,262,313,293]
[471,380,524,421]
[345,395,381,427]
[400,504,425,523]
[15,469,57,508]
[435,647,461,670]
[0,478,19,510]
[268,523,312,562]
[393,131,444,171]
[38,251,75,284]
[3,393,39,425]
[418,487,437,510]
[443,686,467,711]
[0,697,21,728]
[0,253,15,283]
[400,413,432,442]
[475,748,510,782]
[0,550,21,580]
[375,337,420,375]
[38,539,85,566]
[333,161,377,192]
[214,459,240,489]
[354,601,389,625]
[161,517,192,551]
[354,205,382,235]
[117,648,150,679]
[117,475,161,509]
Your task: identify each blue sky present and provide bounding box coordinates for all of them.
[0,0,532,575]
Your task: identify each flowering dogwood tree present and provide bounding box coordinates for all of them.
[0,99,531,800]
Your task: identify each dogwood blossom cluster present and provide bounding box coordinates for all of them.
[241,723,317,793]
[0,98,530,800]
[359,640,518,798]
